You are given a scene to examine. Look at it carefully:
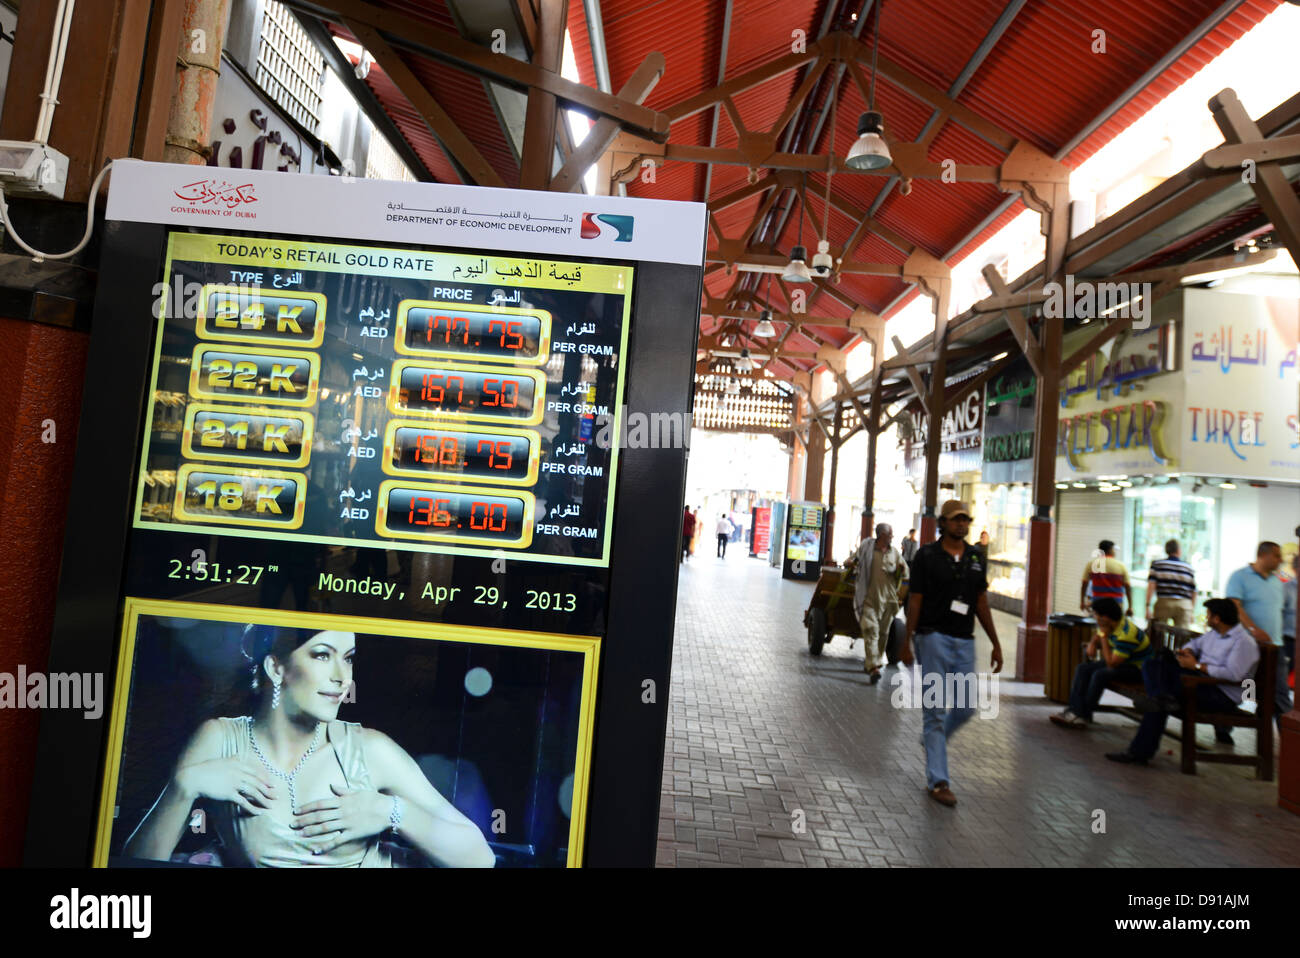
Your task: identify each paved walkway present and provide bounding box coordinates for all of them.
[658,551,1300,867]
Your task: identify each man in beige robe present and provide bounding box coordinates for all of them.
[853,523,908,683]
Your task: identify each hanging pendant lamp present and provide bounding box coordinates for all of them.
[846,0,892,172]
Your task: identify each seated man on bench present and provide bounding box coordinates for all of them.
[1051,598,1151,729]
[1106,598,1259,766]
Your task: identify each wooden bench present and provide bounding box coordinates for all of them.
[1093,622,1277,780]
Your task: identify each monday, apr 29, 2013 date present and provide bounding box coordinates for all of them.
[164,558,578,612]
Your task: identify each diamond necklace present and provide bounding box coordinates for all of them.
[246,716,323,813]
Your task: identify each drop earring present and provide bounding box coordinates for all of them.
[271,680,281,711]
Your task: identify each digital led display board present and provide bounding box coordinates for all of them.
[27,160,706,870]
[136,232,631,565]
[783,500,826,581]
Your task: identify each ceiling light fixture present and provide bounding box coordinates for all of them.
[845,1,892,172]
[783,180,813,283]
[783,245,812,283]
[735,348,753,372]
[846,112,891,171]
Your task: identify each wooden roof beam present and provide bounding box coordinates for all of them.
[664,44,822,123]
[345,20,505,187]
[306,0,670,139]
[550,51,666,192]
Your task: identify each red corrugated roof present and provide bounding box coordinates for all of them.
[308,0,1281,380]
[328,3,520,187]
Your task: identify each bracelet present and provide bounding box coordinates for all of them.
[388,794,403,834]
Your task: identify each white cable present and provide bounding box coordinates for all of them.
[44,0,77,141]
[0,159,113,263]
[34,0,67,143]
[35,0,75,145]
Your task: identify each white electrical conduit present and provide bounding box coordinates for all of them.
[35,0,76,145]
[0,160,112,263]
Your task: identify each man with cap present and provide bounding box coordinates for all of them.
[901,499,1004,807]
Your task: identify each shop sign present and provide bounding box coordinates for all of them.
[1058,399,1175,472]
[904,386,982,462]
[982,357,1035,484]
[1061,320,1177,407]
[1056,318,1182,478]
[986,376,1035,406]
[209,63,312,173]
[1181,289,1299,480]
[903,386,982,487]
[985,430,1034,463]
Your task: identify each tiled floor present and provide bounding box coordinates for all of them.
[658,551,1300,867]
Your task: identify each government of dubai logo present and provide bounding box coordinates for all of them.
[173,178,259,209]
[580,212,634,242]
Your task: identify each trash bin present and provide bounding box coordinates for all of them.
[1045,614,1096,703]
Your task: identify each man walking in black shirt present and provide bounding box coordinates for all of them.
[902,499,1004,807]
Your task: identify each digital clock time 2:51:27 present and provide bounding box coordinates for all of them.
[166,561,271,583]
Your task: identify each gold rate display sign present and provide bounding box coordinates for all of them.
[32,160,708,872]
[137,232,633,568]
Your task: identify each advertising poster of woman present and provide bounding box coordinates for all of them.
[97,600,598,868]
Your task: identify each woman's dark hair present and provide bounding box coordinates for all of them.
[1203,598,1239,626]
[240,625,320,693]
[1090,598,1123,622]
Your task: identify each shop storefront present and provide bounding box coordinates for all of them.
[1050,281,1300,622]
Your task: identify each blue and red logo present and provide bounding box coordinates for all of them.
[580,212,634,242]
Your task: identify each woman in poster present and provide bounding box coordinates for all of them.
[124,626,494,867]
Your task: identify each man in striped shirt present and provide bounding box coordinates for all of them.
[1146,539,1196,629]
[1051,598,1151,729]
[1080,539,1132,613]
